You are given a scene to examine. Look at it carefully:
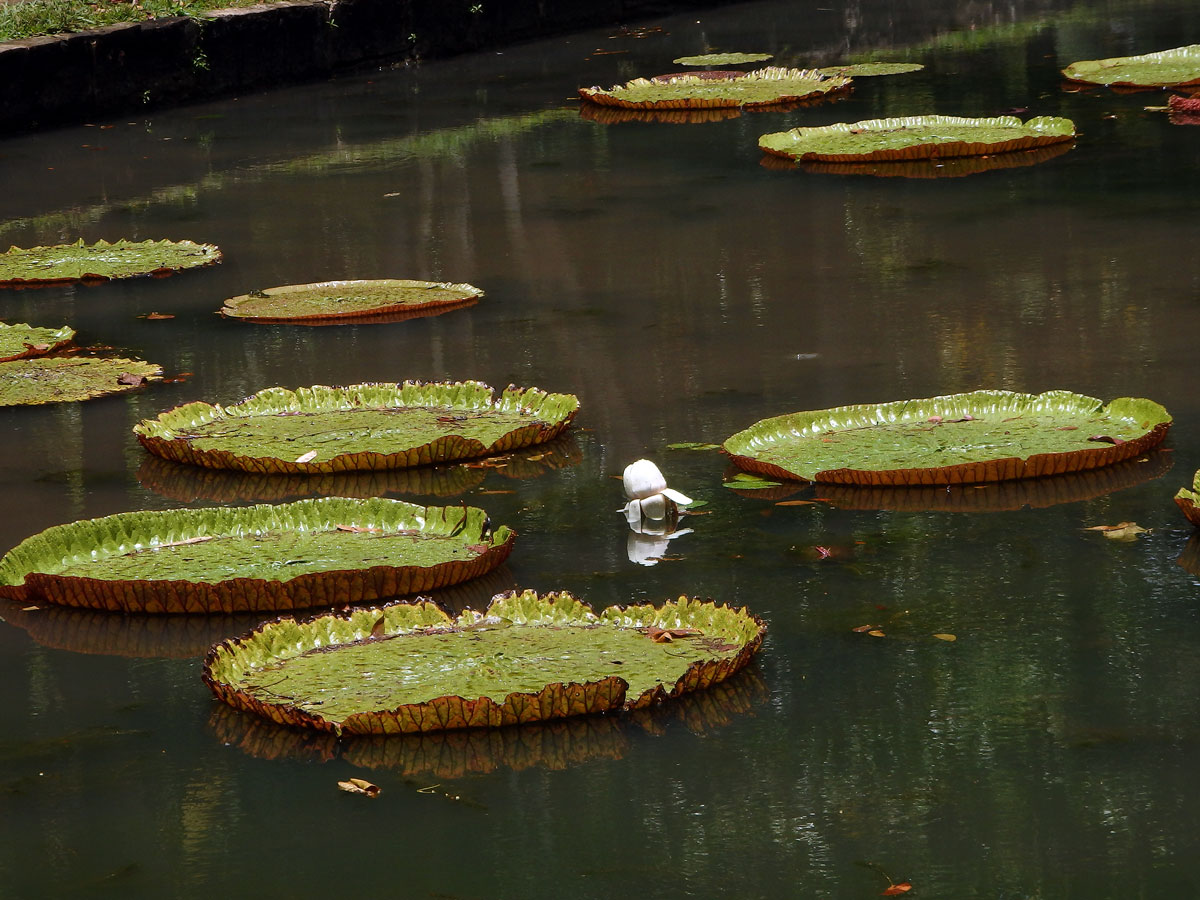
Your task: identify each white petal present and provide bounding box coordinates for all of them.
[640,493,670,520]
[623,459,667,500]
[660,487,693,506]
[620,499,643,526]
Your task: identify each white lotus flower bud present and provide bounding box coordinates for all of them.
[623,459,668,500]
[618,459,693,526]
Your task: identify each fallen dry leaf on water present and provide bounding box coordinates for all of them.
[852,624,876,633]
[1083,522,1148,541]
[932,633,957,642]
[116,373,148,386]
[337,778,381,798]
[867,630,886,638]
[139,312,175,320]
[369,615,387,639]
[1087,434,1126,445]
[295,450,318,463]
[881,883,913,896]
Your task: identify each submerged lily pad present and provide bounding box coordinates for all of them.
[816,62,924,77]
[0,497,514,614]
[0,356,162,406]
[0,239,221,287]
[220,280,484,325]
[0,322,74,362]
[134,381,579,475]
[579,66,850,109]
[759,115,1075,162]
[672,52,774,66]
[1063,45,1200,88]
[724,390,1171,486]
[203,590,766,734]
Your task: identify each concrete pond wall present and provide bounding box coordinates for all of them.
[0,0,733,132]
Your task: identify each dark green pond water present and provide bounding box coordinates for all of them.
[3,0,1200,896]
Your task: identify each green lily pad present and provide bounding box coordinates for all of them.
[134,381,580,475]
[816,62,925,77]
[759,114,1076,162]
[0,239,221,287]
[0,356,162,406]
[786,141,1075,177]
[1063,44,1200,88]
[0,497,514,614]
[220,279,484,325]
[1174,470,1200,527]
[724,390,1172,486]
[0,322,75,361]
[672,52,774,66]
[579,66,850,110]
[203,590,767,734]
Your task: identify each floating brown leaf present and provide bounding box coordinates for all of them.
[881,883,913,896]
[932,633,957,641]
[1088,434,1125,445]
[117,372,148,386]
[337,777,381,797]
[867,630,886,637]
[1083,521,1148,541]
[369,615,387,639]
[647,626,702,643]
[140,312,175,320]
[852,624,875,633]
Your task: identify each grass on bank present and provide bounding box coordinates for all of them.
[0,0,266,42]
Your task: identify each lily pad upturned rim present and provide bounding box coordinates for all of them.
[133,380,581,475]
[758,114,1076,162]
[0,322,76,362]
[1173,470,1200,527]
[578,66,851,110]
[1062,44,1200,88]
[0,356,163,406]
[0,238,222,287]
[723,390,1172,486]
[219,279,484,325]
[202,590,767,735]
[785,141,1074,177]
[0,497,515,614]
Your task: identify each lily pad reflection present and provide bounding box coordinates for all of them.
[208,667,768,777]
[763,141,1075,177]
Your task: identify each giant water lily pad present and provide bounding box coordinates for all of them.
[134,381,579,475]
[0,356,162,406]
[816,62,924,77]
[779,141,1074,177]
[0,497,514,614]
[724,390,1171,486]
[1174,471,1200,527]
[0,322,74,361]
[203,590,766,734]
[1063,45,1200,88]
[0,239,221,287]
[579,66,850,109]
[759,115,1076,162]
[672,52,773,66]
[220,280,484,325]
